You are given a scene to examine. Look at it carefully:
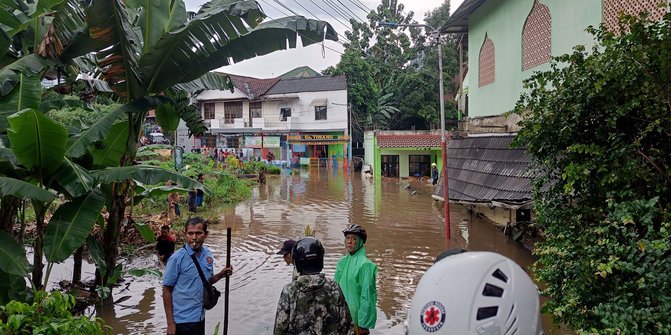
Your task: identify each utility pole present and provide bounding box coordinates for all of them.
[378,21,451,240]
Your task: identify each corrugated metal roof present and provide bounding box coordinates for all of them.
[265,75,347,95]
[438,135,534,204]
[440,0,487,34]
[377,134,442,148]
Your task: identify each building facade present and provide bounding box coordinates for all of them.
[364,130,442,179]
[447,0,667,122]
[440,0,667,225]
[180,73,349,166]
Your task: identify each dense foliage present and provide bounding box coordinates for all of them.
[0,291,110,334]
[324,0,459,136]
[513,12,671,334]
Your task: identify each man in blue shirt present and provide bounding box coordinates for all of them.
[163,217,233,335]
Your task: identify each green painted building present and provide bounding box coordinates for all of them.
[444,0,666,120]
[364,131,442,179]
[438,0,667,224]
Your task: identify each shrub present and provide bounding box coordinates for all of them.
[513,12,671,333]
[0,291,110,334]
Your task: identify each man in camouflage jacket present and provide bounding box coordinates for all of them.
[274,237,352,335]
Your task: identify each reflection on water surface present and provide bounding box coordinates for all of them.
[83,169,560,334]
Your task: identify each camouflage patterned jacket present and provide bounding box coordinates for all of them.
[274,273,353,335]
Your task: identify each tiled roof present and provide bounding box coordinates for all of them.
[377,134,442,148]
[265,75,346,95]
[227,74,279,98]
[439,135,534,204]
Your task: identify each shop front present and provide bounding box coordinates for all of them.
[287,133,349,167]
[243,134,283,162]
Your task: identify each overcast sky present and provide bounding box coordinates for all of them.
[183,0,464,78]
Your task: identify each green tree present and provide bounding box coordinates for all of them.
[1,0,336,293]
[326,0,459,134]
[513,12,671,333]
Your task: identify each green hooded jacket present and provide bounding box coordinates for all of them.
[334,241,378,329]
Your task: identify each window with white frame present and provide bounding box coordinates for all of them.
[203,103,215,120]
[315,106,327,120]
[280,107,292,121]
[224,101,242,124]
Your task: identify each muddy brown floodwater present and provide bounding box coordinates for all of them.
[46,168,568,334]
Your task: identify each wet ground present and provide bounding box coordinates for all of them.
[47,168,566,334]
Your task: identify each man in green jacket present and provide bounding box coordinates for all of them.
[334,224,378,335]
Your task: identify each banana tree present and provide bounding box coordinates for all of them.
[44,0,338,286]
[2,0,337,289]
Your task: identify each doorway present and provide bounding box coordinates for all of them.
[381,155,399,178]
[409,155,431,177]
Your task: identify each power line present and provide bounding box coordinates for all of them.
[345,0,369,15]
[334,0,366,23]
[291,0,322,21]
[290,0,352,45]
[352,0,372,13]
[322,0,359,25]
[261,12,345,56]
[258,0,291,16]
[307,0,353,32]
[273,0,301,16]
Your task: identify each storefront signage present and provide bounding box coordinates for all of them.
[244,136,280,148]
[264,136,280,148]
[288,134,348,141]
[245,136,263,148]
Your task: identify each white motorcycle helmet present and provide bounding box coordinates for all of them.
[405,251,543,335]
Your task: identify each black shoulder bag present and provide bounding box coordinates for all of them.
[189,253,221,310]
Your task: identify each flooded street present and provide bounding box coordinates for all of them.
[58,168,560,334]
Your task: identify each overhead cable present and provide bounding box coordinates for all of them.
[308,0,352,32]
[258,0,291,16]
[334,0,366,22]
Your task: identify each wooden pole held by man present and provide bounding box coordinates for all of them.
[223,227,232,335]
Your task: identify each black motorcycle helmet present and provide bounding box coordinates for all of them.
[342,224,367,243]
[292,237,325,275]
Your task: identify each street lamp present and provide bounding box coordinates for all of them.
[378,21,451,240]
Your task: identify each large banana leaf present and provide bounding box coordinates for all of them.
[139,0,290,94]
[0,73,42,131]
[67,96,170,158]
[86,235,107,276]
[0,29,10,59]
[52,0,94,60]
[155,102,179,133]
[127,0,188,55]
[52,158,93,198]
[133,183,192,203]
[0,231,30,277]
[7,108,68,175]
[133,221,156,243]
[66,106,123,158]
[172,71,234,93]
[0,54,50,96]
[90,121,128,167]
[92,165,206,192]
[0,269,28,305]
[86,0,143,99]
[141,13,337,94]
[0,176,56,202]
[44,188,105,263]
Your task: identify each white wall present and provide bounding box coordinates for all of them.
[195,86,347,132]
[262,90,347,131]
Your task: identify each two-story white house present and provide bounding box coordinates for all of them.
[184,72,348,166]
